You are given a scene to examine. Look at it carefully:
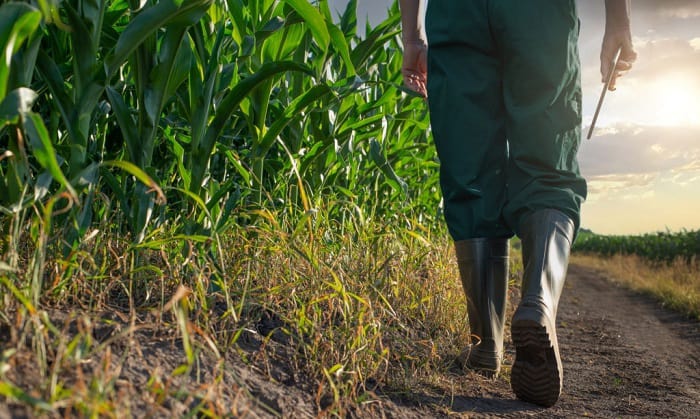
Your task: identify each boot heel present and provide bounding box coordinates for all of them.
[512,319,551,347]
[462,343,501,377]
[511,308,562,407]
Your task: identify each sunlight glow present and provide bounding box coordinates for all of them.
[648,75,700,126]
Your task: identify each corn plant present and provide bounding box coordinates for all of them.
[0,1,457,414]
[179,0,436,231]
[1,0,440,275]
[573,229,700,265]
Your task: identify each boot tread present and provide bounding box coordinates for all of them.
[511,320,562,407]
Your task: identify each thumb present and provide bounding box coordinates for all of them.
[619,38,638,65]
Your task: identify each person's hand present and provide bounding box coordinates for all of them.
[600,26,636,91]
[401,39,428,98]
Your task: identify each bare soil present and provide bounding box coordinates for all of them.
[2,263,699,418]
[375,263,700,418]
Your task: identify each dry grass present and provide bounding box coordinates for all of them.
[572,253,700,319]
[0,215,531,416]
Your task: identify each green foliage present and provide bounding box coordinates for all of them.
[0,0,441,413]
[1,0,437,249]
[573,230,700,265]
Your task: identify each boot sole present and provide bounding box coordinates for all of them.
[511,307,562,407]
[459,345,502,378]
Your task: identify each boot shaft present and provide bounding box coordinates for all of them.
[455,239,510,302]
[455,239,510,332]
[519,210,575,314]
[454,238,509,373]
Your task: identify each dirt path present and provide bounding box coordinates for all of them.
[387,263,700,418]
[528,263,700,417]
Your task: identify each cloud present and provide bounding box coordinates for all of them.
[577,0,700,28]
[633,37,700,70]
[579,124,700,200]
[582,36,700,89]
[691,38,700,51]
[659,8,700,19]
[671,160,700,185]
[579,124,700,177]
[633,0,700,19]
[673,159,700,173]
[581,34,700,128]
[585,174,657,202]
[577,0,700,93]
[586,173,656,191]
[572,1,700,233]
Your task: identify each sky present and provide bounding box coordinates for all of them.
[328,0,700,235]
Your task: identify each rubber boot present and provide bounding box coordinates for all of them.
[511,209,575,407]
[455,238,509,377]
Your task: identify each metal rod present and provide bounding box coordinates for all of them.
[587,50,621,140]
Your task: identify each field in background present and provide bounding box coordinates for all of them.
[572,230,700,319]
[574,229,700,265]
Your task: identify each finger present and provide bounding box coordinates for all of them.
[402,67,427,96]
[608,71,626,91]
[615,60,633,72]
[601,56,630,83]
[601,66,609,83]
[608,65,632,91]
[404,73,427,89]
[403,68,426,80]
[601,56,615,83]
[404,76,426,97]
[600,43,615,76]
[620,44,638,64]
[412,79,427,98]
[418,83,427,97]
[417,80,427,97]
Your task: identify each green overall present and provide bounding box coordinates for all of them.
[425,0,587,240]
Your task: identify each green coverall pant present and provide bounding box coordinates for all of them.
[425,0,587,240]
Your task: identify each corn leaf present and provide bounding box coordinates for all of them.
[100,160,166,205]
[190,60,312,195]
[0,2,41,99]
[254,84,335,159]
[105,0,213,77]
[0,87,35,126]
[284,0,330,50]
[22,112,78,201]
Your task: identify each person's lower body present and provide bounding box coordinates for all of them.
[425,0,586,406]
